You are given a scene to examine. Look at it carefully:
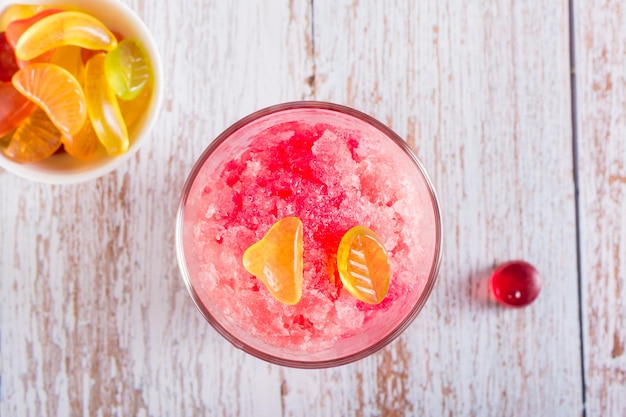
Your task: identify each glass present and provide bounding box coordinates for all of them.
[176,101,442,368]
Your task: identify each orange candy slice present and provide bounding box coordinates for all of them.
[14,11,117,61]
[12,63,87,136]
[242,217,304,305]
[1,107,62,163]
[337,225,390,305]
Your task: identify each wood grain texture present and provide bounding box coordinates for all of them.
[575,0,626,414]
[1,0,622,415]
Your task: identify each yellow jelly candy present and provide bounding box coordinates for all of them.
[12,63,87,137]
[337,225,390,305]
[84,53,129,156]
[242,217,304,305]
[15,11,117,61]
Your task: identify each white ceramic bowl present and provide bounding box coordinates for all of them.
[0,0,163,184]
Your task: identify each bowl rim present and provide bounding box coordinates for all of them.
[176,101,443,368]
[0,0,164,184]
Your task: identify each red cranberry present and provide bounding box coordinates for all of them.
[490,260,541,307]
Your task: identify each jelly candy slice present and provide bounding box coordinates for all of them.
[5,9,62,47]
[242,217,304,305]
[1,107,62,163]
[105,38,152,100]
[0,4,48,32]
[84,53,129,156]
[15,11,117,62]
[337,225,390,305]
[12,63,87,136]
[0,81,36,137]
[62,117,100,160]
[490,260,541,307]
[0,32,19,82]
[6,9,62,67]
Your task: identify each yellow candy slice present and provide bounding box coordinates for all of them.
[242,217,304,305]
[337,225,390,304]
[84,53,129,156]
[15,11,117,61]
[12,63,87,137]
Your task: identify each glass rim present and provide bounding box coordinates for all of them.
[175,100,443,369]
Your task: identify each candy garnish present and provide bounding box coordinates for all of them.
[490,260,541,307]
[84,53,129,156]
[1,107,62,163]
[105,38,151,100]
[15,11,117,61]
[12,63,87,136]
[242,217,304,305]
[337,225,390,304]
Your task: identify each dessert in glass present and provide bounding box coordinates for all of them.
[176,101,442,368]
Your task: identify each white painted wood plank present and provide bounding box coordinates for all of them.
[1,0,312,415]
[278,0,582,415]
[575,0,626,414]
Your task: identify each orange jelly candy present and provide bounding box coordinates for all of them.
[2,107,62,163]
[336,225,390,305]
[12,63,87,136]
[242,217,304,305]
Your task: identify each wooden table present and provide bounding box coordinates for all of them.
[1,0,625,415]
